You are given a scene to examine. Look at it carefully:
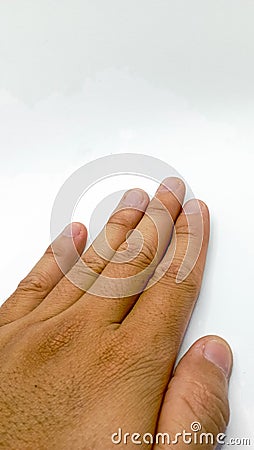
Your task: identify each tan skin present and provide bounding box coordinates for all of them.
[0,178,232,449]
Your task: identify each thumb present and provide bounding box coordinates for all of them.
[153,335,233,450]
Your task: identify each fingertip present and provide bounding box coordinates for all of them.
[183,198,209,215]
[198,199,210,222]
[157,177,185,192]
[74,222,87,239]
[62,222,87,239]
[120,188,150,209]
[182,199,210,242]
[156,177,186,204]
[193,335,233,379]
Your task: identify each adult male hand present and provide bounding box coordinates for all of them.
[0,178,232,449]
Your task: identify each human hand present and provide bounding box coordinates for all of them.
[0,178,232,449]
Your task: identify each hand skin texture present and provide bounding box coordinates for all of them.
[0,177,232,450]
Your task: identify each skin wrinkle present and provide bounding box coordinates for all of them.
[0,183,232,450]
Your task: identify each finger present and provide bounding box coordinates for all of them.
[123,199,210,358]
[0,223,87,326]
[26,189,149,321]
[153,336,233,450]
[73,177,186,324]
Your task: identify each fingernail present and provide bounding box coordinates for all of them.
[157,177,185,194]
[63,223,81,238]
[184,199,202,215]
[203,339,232,378]
[121,189,146,207]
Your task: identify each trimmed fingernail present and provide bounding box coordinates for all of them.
[63,223,81,238]
[203,339,232,378]
[157,177,185,194]
[184,199,202,215]
[121,189,146,207]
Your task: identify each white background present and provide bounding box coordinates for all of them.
[0,1,253,444]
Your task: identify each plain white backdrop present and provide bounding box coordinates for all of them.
[0,1,253,445]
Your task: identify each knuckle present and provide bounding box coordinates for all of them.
[159,259,201,294]
[96,329,127,377]
[148,198,169,216]
[108,209,136,232]
[96,328,144,377]
[67,252,106,291]
[18,272,51,296]
[113,235,156,270]
[177,216,202,235]
[157,260,180,281]
[177,267,202,297]
[139,240,157,264]
[36,317,83,360]
[44,244,53,256]
[82,251,106,275]
[181,379,229,433]
[175,224,204,256]
[45,243,63,260]
[113,239,131,261]
[129,238,156,270]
